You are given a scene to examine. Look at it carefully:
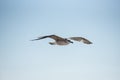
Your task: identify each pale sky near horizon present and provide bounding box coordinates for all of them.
[0,0,120,80]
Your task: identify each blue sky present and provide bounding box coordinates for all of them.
[0,0,120,80]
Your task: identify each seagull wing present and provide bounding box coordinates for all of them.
[31,35,64,41]
[49,35,65,41]
[31,35,50,41]
[70,37,92,44]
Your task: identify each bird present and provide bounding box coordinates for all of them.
[31,34,92,46]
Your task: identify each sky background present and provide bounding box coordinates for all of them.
[0,0,120,80]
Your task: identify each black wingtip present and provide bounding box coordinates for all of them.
[30,39,39,41]
[85,41,93,44]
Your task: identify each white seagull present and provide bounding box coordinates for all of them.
[31,35,92,46]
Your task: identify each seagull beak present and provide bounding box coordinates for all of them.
[68,40,73,43]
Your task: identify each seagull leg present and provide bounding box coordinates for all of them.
[49,42,56,45]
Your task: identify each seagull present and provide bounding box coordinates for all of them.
[31,35,92,46]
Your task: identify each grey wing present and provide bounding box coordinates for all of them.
[30,35,64,41]
[70,37,92,44]
[31,35,52,41]
[49,35,65,41]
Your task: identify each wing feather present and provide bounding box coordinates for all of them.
[31,35,64,41]
[70,37,92,44]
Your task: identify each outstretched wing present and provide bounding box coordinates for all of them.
[31,35,64,41]
[49,35,65,41]
[70,37,92,44]
[31,35,50,41]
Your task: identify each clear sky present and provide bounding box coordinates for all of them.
[0,0,120,80]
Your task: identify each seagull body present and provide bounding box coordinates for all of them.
[31,35,92,46]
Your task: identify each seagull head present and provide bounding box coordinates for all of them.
[65,38,73,44]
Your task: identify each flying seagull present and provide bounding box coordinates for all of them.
[31,35,92,46]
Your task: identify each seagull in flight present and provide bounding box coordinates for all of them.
[31,35,92,46]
